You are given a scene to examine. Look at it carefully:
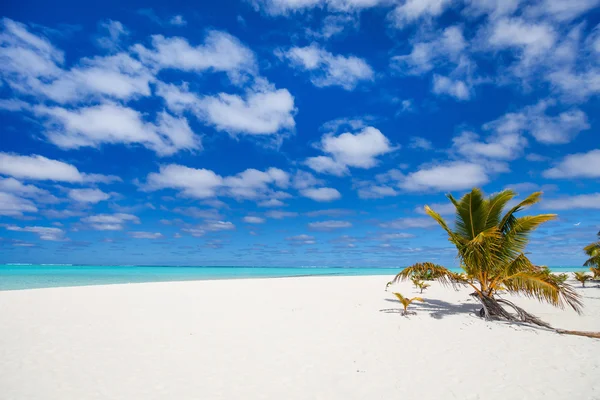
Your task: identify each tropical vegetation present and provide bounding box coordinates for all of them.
[415,281,430,294]
[574,272,592,287]
[584,231,600,279]
[392,292,423,316]
[391,188,582,328]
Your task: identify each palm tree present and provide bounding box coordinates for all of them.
[584,231,600,279]
[392,189,582,328]
[392,292,423,315]
[416,281,430,294]
[574,272,592,287]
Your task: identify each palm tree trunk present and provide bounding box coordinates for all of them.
[470,293,553,329]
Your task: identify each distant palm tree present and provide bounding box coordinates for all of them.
[574,272,592,287]
[392,292,423,315]
[392,189,582,328]
[584,231,600,279]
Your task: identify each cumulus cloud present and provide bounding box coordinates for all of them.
[389,0,454,28]
[409,137,433,150]
[308,220,352,231]
[82,213,140,231]
[543,149,600,179]
[391,25,467,75]
[252,0,387,16]
[34,104,201,156]
[169,15,187,26]
[3,224,66,241]
[0,192,38,216]
[0,19,153,103]
[400,162,489,192]
[243,216,266,224]
[197,85,296,136]
[543,193,600,210]
[0,153,119,183]
[96,20,129,51]
[379,217,437,229]
[265,210,298,219]
[432,74,471,100]
[285,234,316,245]
[278,44,374,90]
[452,130,527,160]
[486,101,589,145]
[182,220,236,237]
[68,188,110,203]
[144,164,290,202]
[305,126,395,176]
[128,231,164,239]
[133,30,257,83]
[300,187,341,202]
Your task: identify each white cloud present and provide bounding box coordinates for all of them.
[543,149,600,179]
[543,193,600,210]
[0,20,153,103]
[286,234,316,245]
[82,213,140,231]
[0,177,58,203]
[379,217,437,229]
[128,231,164,239]
[181,220,236,237]
[145,164,223,198]
[379,232,415,240]
[463,0,522,19]
[300,187,341,202]
[34,104,201,156]
[197,85,296,136]
[252,0,387,16]
[409,137,433,150]
[452,131,527,160]
[258,199,285,207]
[265,210,298,219]
[0,152,119,183]
[3,224,66,241]
[243,216,266,224]
[356,184,398,199]
[432,75,471,100]
[169,15,187,26]
[400,162,489,192]
[96,20,129,51]
[0,192,38,216]
[133,30,257,83]
[292,170,324,190]
[308,220,352,231]
[525,0,600,22]
[390,0,454,28]
[279,44,374,90]
[144,164,290,202]
[68,188,110,203]
[391,25,466,75]
[486,101,589,144]
[306,126,395,175]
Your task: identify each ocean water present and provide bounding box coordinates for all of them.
[0,264,586,291]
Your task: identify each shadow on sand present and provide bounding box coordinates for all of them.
[380,297,479,319]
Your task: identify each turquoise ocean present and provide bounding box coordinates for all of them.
[0,264,585,291]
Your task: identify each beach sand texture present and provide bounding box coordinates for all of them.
[1,275,599,400]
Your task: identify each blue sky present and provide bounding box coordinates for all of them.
[0,0,599,267]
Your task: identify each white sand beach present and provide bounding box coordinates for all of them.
[1,275,599,400]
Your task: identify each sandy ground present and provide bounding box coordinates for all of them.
[1,275,599,400]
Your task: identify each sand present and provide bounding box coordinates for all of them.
[1,275,599,400]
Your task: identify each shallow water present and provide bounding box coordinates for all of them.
[0,264,585,291]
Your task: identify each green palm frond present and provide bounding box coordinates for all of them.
[498,191,543,234]
[392,262,465,288]
[503,271,583,314]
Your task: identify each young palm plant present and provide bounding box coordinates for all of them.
[392,189,582,328]
[416,281,430,294]
[574,272,592,287]
[392,292,423,315]
[584,231,600,279]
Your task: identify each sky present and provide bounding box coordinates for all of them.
[0,0,599,267]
